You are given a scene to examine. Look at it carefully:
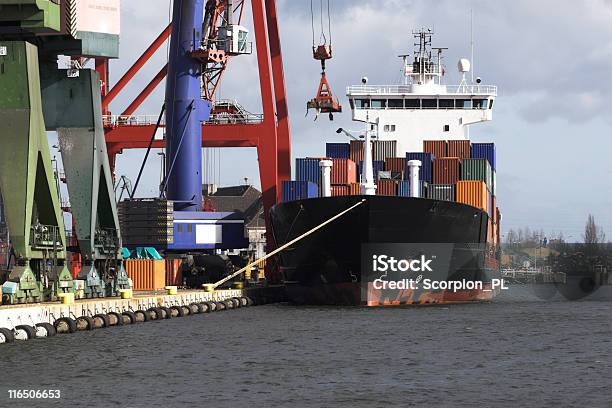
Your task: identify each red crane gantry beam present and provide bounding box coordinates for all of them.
[104,0,291,283]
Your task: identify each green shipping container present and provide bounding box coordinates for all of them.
[461,158,492,189]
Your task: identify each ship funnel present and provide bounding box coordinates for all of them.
[319,160,333,197]
[407,160,422,198]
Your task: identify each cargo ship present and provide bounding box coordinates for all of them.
[270,30,502,306]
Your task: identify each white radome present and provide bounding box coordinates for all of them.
[458,58,471,73]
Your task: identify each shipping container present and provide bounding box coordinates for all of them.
[331,158,357,185]
[358,160,385,181]
[377,179,398,196]
[491,170,497,196]
[433,157,461,184]
[423,140,448,159]
[326,143,350,159]
[490,195,497,219]
[350,140,364,163]
[125,259,166,291]
[331,185,349,197]
[282,180,319,202]
[373,140,398,161]
[427,184,455,202]
[448,140,471,159]
[385,157,406,172]
[456,180,488,213]
[406,152,435,182]
[471,142,496,171]
[398,180,428,197]
[350,140,398,163]
[461,158,492,188]
[165,259,182,286]
[349,183,361,195]
[295,158,322,184]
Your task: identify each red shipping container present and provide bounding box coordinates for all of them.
[448,140,471,159]
[350,140,364,163]
[385,157,406,172]
[348,183,361,195]
[376,179,398,196]
[433,158,461,184]
[423,140,448,159]
[331,185,349,197]
[165,259,182,286]
[331,158,357,184]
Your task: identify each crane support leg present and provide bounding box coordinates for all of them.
[0,41,73,303]
[40,67,130,298]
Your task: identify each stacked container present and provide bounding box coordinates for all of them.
[423,140,448,159]
[326,143,350,159]
[330,158,357,185]
[471,143,496,171]
[385,157,406,172]
[461,158,492,189]
[398,180,428,197]
[282,180,319,202]
[358,160,385,181]
[296,158,323,185]
[433,157,461,184]
[377,179,398,196]
[448,140,471,159]
[456,181,488,213]
[406,152,434,182]
[350,140,398,163]
[427,184,455,201]
[331,185,349,196]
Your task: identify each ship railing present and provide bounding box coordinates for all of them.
[346,84,497,96]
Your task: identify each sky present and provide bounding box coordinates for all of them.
[91,0,611,241]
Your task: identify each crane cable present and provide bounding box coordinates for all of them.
[310,0,332,47]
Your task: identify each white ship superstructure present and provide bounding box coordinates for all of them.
[346,30,497,155]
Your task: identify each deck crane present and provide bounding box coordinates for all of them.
[306,0,342,121]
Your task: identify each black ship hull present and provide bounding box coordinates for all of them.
[270,195,501,306]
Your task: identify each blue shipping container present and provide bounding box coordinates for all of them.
[282,181,319,203]
[358,160,385,180]
[295,158,321,185]
[471,143,496,171]
[326,143,350,159]
[398,180,428,197]
[405,152,434,182]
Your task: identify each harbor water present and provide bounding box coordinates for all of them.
[1,285,611,408]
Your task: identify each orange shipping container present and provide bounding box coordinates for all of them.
[125,259,166,291]
[423,140,448,159]
[331,158,357,184]
[165,259,182,286]
[448,140,471,159]
[456,180,488,213]
[349,183,361,195]
[331,185,349,196]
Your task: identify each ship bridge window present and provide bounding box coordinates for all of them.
[355,99,370,109]
[422,99,437,109]
[489,100,494,109]
[473,99,487,109]
[371,99,386,109]
[404,99,420,109]
[456,99,472,109]
[388,99,403,109]
[439,99,454,109]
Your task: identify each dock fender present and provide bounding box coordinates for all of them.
[35,323,57,337]
[121,311,137,324]
[107,312,123,326]
[159,306,172,319]
[0,327,16,343]
[55,317,77,334]
[189,303,203,314]
[15,325,37,340]
[76,316,95,331]
[215,301,226,311]
[169,305,185,317]
[134,310,150,322]
[146,307,163,320]
[204,301,216,312]
[93,314,110,328]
